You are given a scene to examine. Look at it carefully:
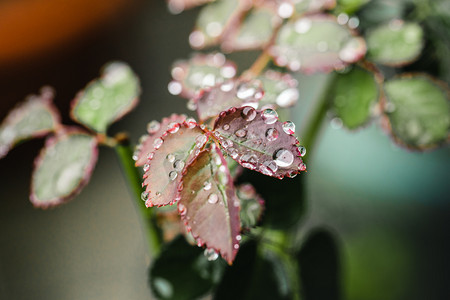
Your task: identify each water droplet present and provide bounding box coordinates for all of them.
[202,73,216,87]
[278,2,294,18]
[287,171,297,178]
[187,99,197,111]
[178,203,187,216]
[168,81,182,95]
[337,13,349,25]
[145,199,153,208]
[185,118,197,128]
[222,139,233,148]
[262,109,278,124]
[241,107,257,121]
[189,30,205,48]
[206,21,223,37]
[265,128,279,141]
[132,150,139,161]
[147,120,161,134]
[236,235,242,241]
[235,129,247,138]
[259,160,278,176]
[236,82,257,100]
[295,18,312,34]
[221,66,236,79]
[153,137,163,149]
[297,146,306,157]
[234,243,240,250]
[166,153,175,163]
[330,117,343,129]
[155,192,162,197]
[204,248,219,261]
[143,164,150,172]
[167,122,180,134]
[195,134,207,147]
[229,148,239,159]
[208,193,219,204]
[298,162,307,171]
[282,121,295,134]
[276,88,299,107]
[147,152,154,160]
[173,160,185,171]
[203,181,212,191]
[222,124,230,130]
[141,191,149,201]
[273,148,294,167]
[348,16,360,29]
[169,171,178,181]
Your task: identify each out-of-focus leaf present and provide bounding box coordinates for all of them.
[213,106,306,179]
[297,228,341,300]
[168,53,237,99]
[383,74,450,150]
[334,0,368,14]
[366,20,424,66]
[134,114,187,167]
[236,183,264,229]
[331,66,378,129]
[257,70,299,108]
[214,239,291,300]
[166,0,214,14]
[0,87,60,159]
[178,146,241,264]
[142,122,208,207]
[149,235,226,300]
[194,79,264,122]
[30,130,98,208]
[271,14,366,73]
[71,62,140,133]
[221,5,282,52]
[295,0,336,14]
[190,0,244,49]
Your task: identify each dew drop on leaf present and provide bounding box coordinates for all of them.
[178,203,187,216]
[167,122,180,134]
[265,128,279,141]
[297,146,306,157]
[166,153,176,163]
[262,109,278,124]
[235,129,247,138]
[147,120,161,134]
[173,160,185,171]
[204,248,219,261]
[153,138,163,149]
[169,171,178,181]
[222,124,230,130]
[273,148,294,167]
[141,191,149,201]
[208,193,219,204]
[282,121,296,134]
[203,181,212,191]
[143,164,150,172]
[298,162,307,171]
[276,88,299,107]
[241,107,257,121]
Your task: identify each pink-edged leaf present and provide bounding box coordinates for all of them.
[213,106,306,178]
[134,114,188,167]
[221,4,282,52]
[194,79,264,122]
[166,0,214,14]
[294,0,336,14]
[71,62,140,133]
[142,122,209,207]
[270,14,366,73]
[236,183,265,229]
[168,52,237,99]
[178,146,241,264]
[31,129,98,208]
[257,70,299,108]
[0,86,60,159]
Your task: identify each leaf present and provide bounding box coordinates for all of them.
[71,62,140,133]
[382,74,450,150]
[366,20,424,66]
[149,235,226,300]
[334,0,368,14]
[189,0,244,49]
[213,106,306,179]
[221,5,282,52]
[178,146,241,264]
[236,183,264,229]
[168,53,237,99]
[214,240,291,300]
[295,0,336,14]
[270,14,366,73]
[0,87,60,159]
[257,70,299,108]
[297,228,341,300]
[30,130,98,208]
[142,121,208,207]
[166,0,214,14]
[331,66,379,129]
[194,79,264,122]
[134,114,188,167]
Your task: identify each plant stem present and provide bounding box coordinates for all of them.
[113,133,162,257]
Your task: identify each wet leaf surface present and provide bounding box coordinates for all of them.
[383,74,450,149]
[142,122,208,207]
[71,62,140,133]
[213,106,306,179]
[178,147,241,264]
[257,70,299,108]
[31,130,98,208]
[0,87,60,159]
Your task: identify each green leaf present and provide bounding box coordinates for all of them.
[295,0,336,14]
[297,228,341,300]
[366,20,424,66]
[383,74,450,149]
[331,66,378,129]
[71,62,140,133]
[0,87,60,159]
[190,0,241,49]
[149,235,226,300]
[178,146,241,264]
[335,0,368,14]
[236,183,264,229]
[31,130,98,208]
[222,5,281,52]
[272,14,366,73]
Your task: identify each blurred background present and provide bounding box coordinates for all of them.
[0,0,449,299]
